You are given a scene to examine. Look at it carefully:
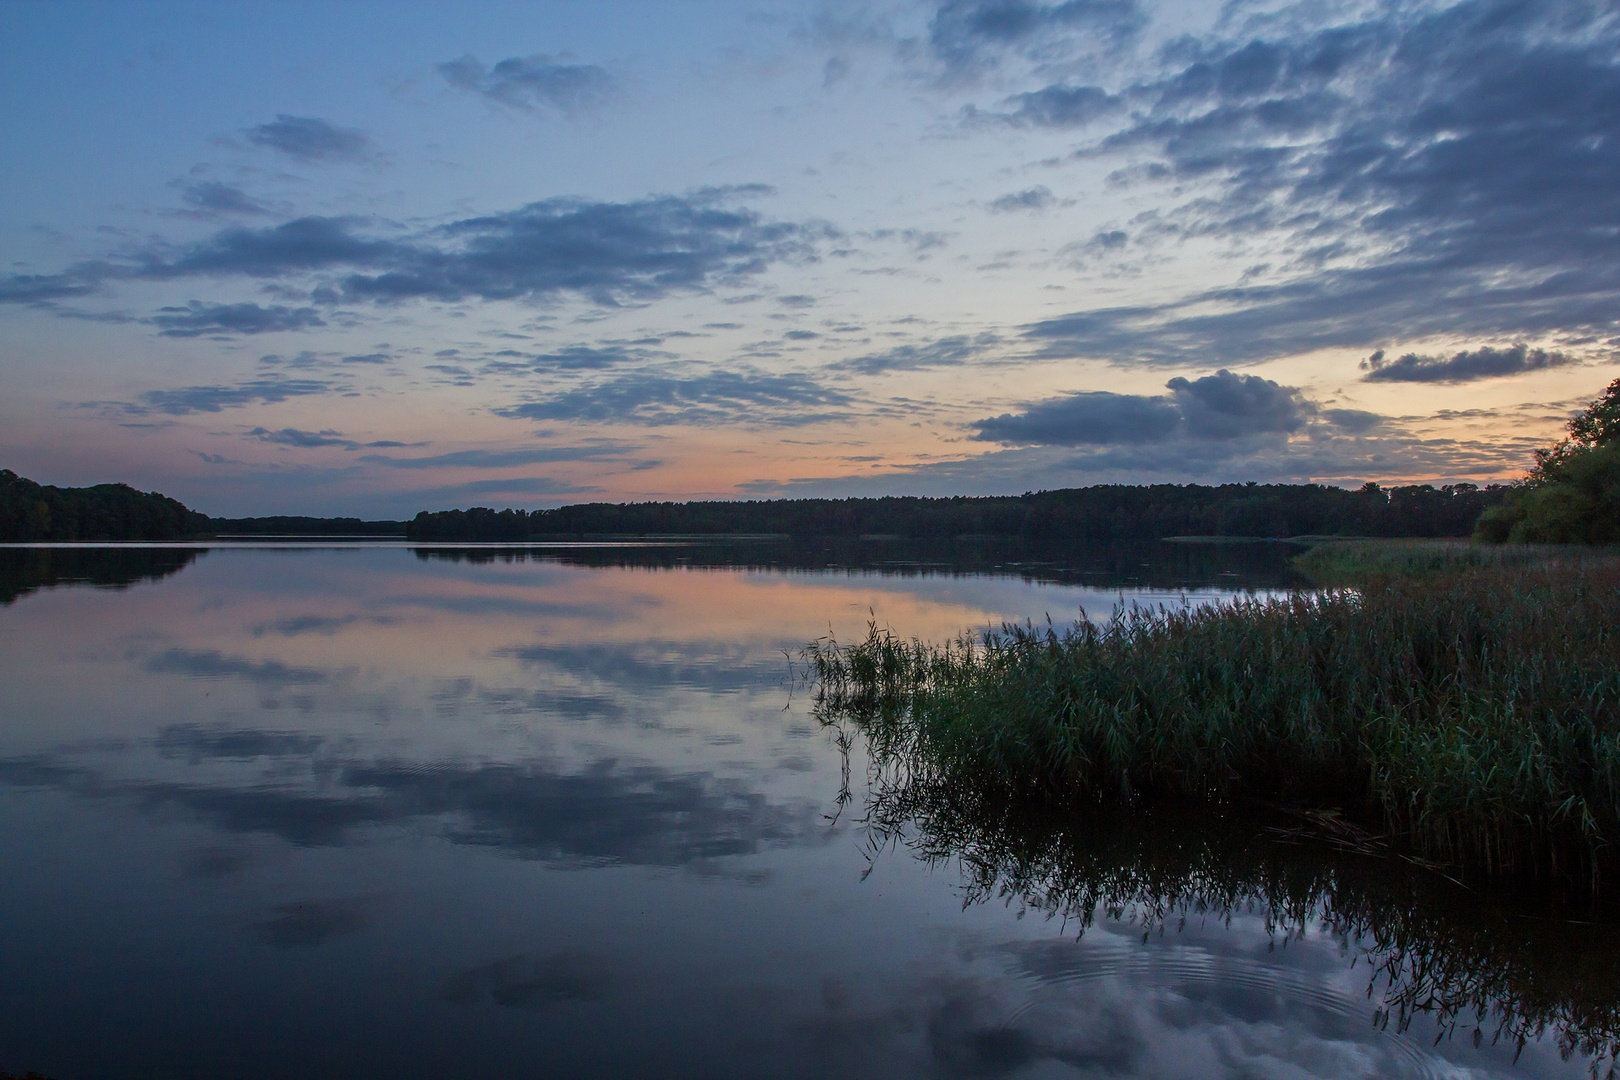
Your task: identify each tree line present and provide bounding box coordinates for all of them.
[0,467,1517,545]
[0,469,208,541]
[405,482,1506,541]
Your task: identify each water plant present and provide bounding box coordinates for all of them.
[806,559,1620,886]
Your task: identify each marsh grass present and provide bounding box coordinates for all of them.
[1293,538,1620,585]
[806,559,1620,885]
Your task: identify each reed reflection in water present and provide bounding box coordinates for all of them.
[821,706,1620,1079]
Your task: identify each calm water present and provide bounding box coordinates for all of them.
[0,542,1614,1079]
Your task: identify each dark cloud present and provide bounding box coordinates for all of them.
[833,333,1000,374]
[974,390,1180,445]
[1017,0,1620,364]
[1167,369,1310,439]
[1361,344,1580,384]
[249,426,355,449]
[519,343,669,371]
[174,180,272,217]
[987,187,1056,213]
[0,266,110,303]
[1321,408,1384,434]
[929,0,1148,75]
[242,115,371,163]
[123,376,336,415]
[1,189,811,312]
[438,54,616,115]
[974,369,1311,446]
[986,85,1123,128]
[495,369,853,427]
[150,301,325,337]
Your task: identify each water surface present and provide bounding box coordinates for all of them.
[0,541,1612,1079]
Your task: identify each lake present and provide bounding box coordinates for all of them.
[0,541,1614,1079]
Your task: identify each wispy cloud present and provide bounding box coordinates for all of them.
[496,369,854,427]
[242,115,372,163]
[832,332,1001,375]
[150,301,325,337]
[438,54,616,115]
[2,189,816,312]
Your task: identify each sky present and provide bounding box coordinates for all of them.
[2,0,1617,517]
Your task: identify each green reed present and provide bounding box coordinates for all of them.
[806,559,1620,885]
[1293,538,1620,585]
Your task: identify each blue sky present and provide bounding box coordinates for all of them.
[3,0,1616,516]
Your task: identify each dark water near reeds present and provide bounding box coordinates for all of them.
[0,540,1614,1079]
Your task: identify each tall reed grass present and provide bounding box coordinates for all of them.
[807,557,1620,885]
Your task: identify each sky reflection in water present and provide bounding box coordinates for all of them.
[0,543,1609,1079]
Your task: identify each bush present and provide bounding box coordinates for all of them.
[1479,378,1620,544]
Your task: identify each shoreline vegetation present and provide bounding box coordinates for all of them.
[807,541,1620,889]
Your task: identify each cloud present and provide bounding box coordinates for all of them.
[438,54,616,115]
[986,85,1123,128]
[122,376,337,415]
[149,301,325,337]
[974,369,1310,446]
[242,115,371,163]
[495,369,854,427]
[2,189,814,313]
[174,180,272,217]
[928,0,1148,76]
[522,344,669,371]
[1361,344,1580,384]
[248,426,378,449]
[833,332,1001,374]
[987,187,1056,213]
[1167,369,1311,439]
[974,390,1180,446]
[1004,0,1620,366]
[1321,408,1384,434]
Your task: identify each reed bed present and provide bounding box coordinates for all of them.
[806,558,1620,884]
[1293,538,1620,585]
